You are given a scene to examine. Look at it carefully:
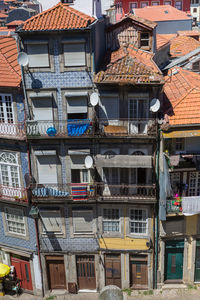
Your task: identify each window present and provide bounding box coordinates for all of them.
[129,98,149,134]
[36,154,59,184]
[103,168,120,184]
[175,0,182,9]
[26,43,49,68]
[193,8,197,12]
[170,172,181,194]
[71,169,89,183]
[63,42,86,67]
[40,208,63,235]
[164,0,171,4]
[141,2,148,7]
[0,94,14,123]
[188,172,200,196]
[130,2,137,10]
[62,0,74,2]
[103,208,120,232]
[152,1,159,4]
[174,138,184,151]
[140,32,150,47]
[0,152,20,187]
[192,61,200,72]
[72,208,94,234]
[67,96,88,120]
[5,207,26,236]
[129,209,148,234]
[116,2,122,13]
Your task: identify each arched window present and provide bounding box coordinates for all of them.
[0,152,20,187]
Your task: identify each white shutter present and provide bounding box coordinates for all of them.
[32,99,53,121]
[64,43,86,67]
[40,210,62,233]
[37,155,59,184]
[67,97,87,114]
[99,97,119,124]
[27,44,49,67]
[72,210,93,233]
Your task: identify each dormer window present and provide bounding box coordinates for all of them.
[140,32,150,47]
[61,0,74,3]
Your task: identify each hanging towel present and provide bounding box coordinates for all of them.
[170,155,180,166]
[182,196,200,216]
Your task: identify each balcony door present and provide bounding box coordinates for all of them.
[71,169,89,200]
[0,94,16,135]
[128,98,148,134]
[129,168,146,195]
[103,168,120,196]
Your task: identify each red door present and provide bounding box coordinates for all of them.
[10,255,33,291]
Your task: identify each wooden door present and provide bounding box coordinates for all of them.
[10,255,33,291]
[130,256,148,289]
[195,243,200,282]
[76,255,96,290]
[105,254,121,288]
[165,249,183,280]
[46,256,66,289]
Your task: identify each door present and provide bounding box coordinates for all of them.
[103,168,120,196]
[46,256,66,289]
[0,94,16,135]
[10,255,33,291]
[195,243,200,282]
[105,254,121,288]
[165,249,183,280]
[129,99,148,134]
[76,255,96,290]
[130,256,148,289]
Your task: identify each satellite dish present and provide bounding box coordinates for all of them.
[90,92,99,107]
[17,52,29,67]
[85,155,93,169]
[150,98,160,113]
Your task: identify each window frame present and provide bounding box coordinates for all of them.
[103,208,121,233]
[188,172,200,196]
[129,208,148,236]
[26,43,50,68]
[0,94,14,124]
[140,1,149,7]
[72,209,94,235]
[129,2,138,10]
[164,0,171,4]
[175,0,182,10]
[0,151,20,188]
[62,40,87,70]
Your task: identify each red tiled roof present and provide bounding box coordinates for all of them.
[6,20,24,26]
[157,34,170,50]
[95,45,164,85]
[164,67,200,125]
[134,5,191,22]
[0,36,21,87]
[177,30,200,37]
[169,35,200,58]
[0,12,7,18]
[21,2,96,32]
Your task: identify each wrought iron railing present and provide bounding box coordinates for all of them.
[98,119,157,136]
[0,185,28,203]
[0,122,25,139]
[166,199,182,213]
[26,120,94,137]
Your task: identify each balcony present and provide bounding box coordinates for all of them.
[0,185,28,203]
[98,119,157,137]
[166,198,182,214]
[96,183,156,201]
[31,183,96,201]
[0,122,25,140]
[26,119,94,138]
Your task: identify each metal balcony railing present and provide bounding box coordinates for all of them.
[166,199,182,214]
[26,120,94,138]
[96,183,156,198]
[98,119,157,136]
[0,122,25,139]
[0,185,28,203]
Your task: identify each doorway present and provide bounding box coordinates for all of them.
[105,254,121,288]
[130,255,148,289]
[46,256,66,289]
[76,255,96,290]
[165,240,184,281]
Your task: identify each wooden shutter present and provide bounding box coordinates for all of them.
[72,210,93,233]
[40,210,62,233]
[32,99,53,121]
[67,97,87,113]
[64,43,86,67]
[37,155,59,184]
[27,44,49,67]
[99,97,119,122]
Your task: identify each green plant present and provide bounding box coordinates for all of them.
[45,296,56,300]
[143,290,153,296]
[187,284,197,290]
[122,288,132,296]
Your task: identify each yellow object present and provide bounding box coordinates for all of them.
[0,292,5,296]
[162,129,200,138]
[99,237,149,250]
[0,263,10,278]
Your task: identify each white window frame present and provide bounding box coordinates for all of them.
[129,208,148,235]
[63,42,86,67]
[5,206,26,236]
[164,0,171,4]
[103,208,121,233]
[26,42,50,68]
[0,152,20,187]
[0,94,14,124]
[140,1,149,7]
[72,209,94,235]
[129,2,137,10]
[40,208,64,236]
[188,172,200,196]
[151,1,160,5]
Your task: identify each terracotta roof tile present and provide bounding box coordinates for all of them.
[0,36,21,87]
[169,35,200,58]
[6,20,24,26]
[0,12,7,18]
[164,67,200,125]
[177,30,200,37]
[157,34,170,50]
[21,2,96,32]
[95,45,164,85]
[134,5,191,22]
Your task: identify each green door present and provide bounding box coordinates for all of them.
[194,243,200,282]
[165,241,184,280]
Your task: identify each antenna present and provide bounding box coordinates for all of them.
[90,92,99,107]
[17,52,29,67]
[150,98,160,113]
[85,155,93,169]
